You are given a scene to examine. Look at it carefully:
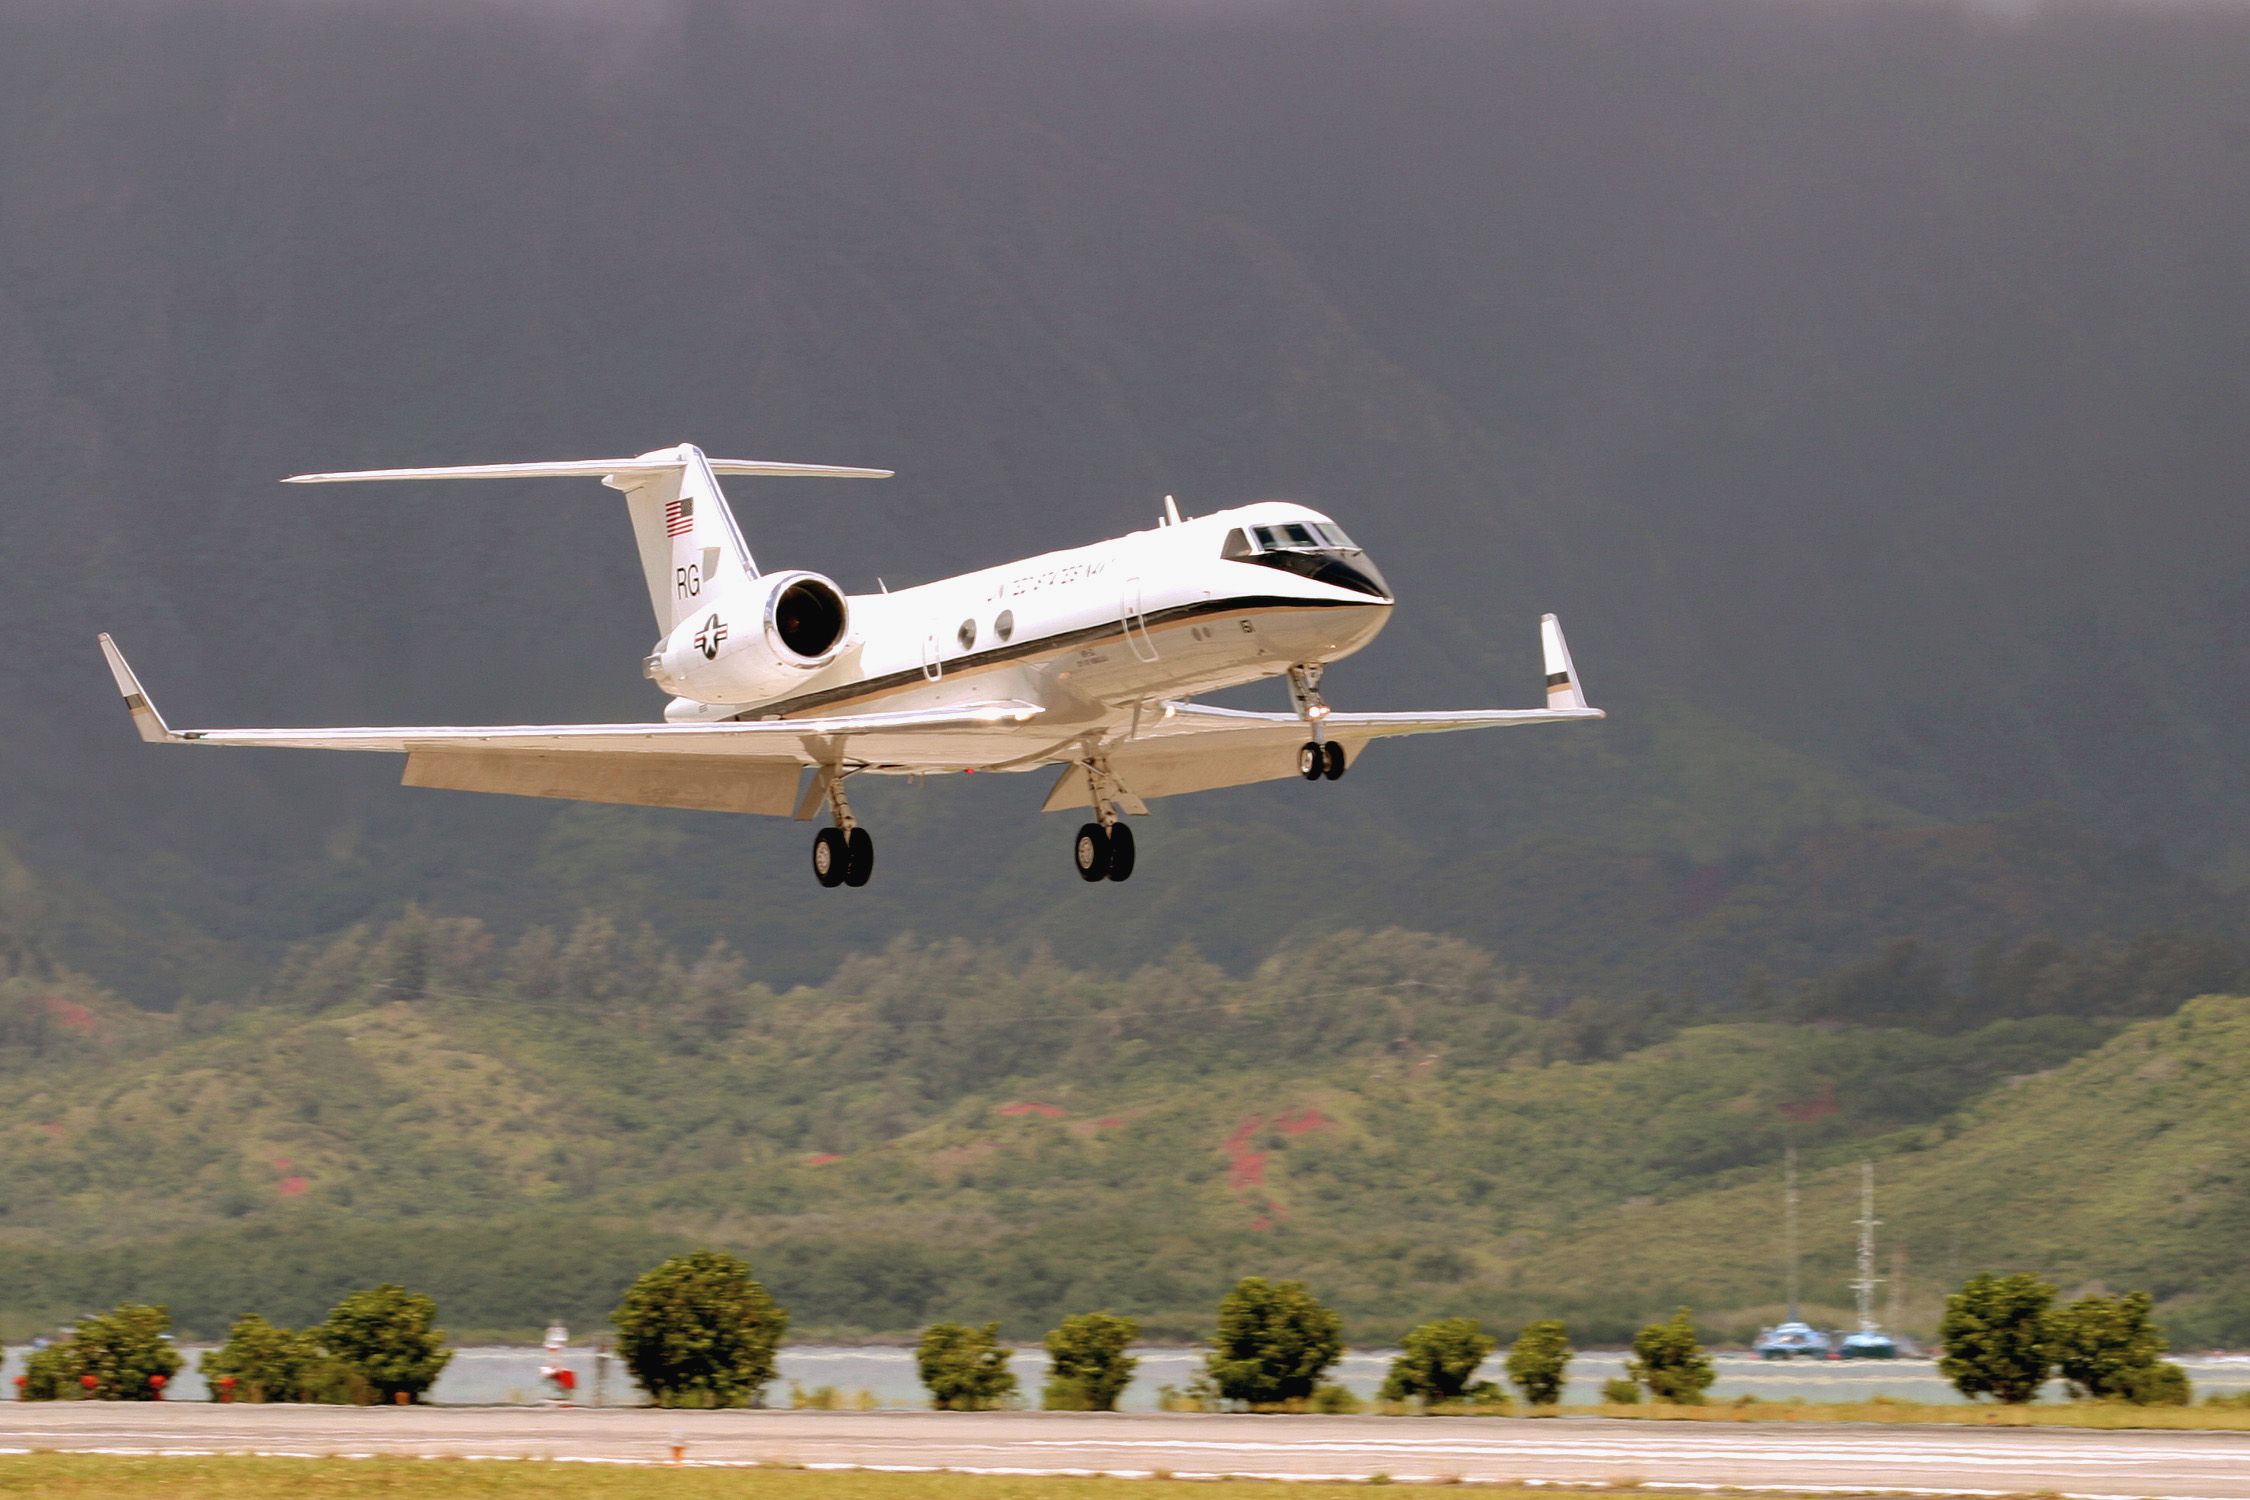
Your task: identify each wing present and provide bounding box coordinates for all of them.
[1042,614,1603,808]
[98,635,1042,816]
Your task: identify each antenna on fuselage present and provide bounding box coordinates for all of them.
[1162,495,1183,526]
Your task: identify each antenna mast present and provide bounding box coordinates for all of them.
[1784,1144,1801,1321]
[1852,1160,1883,1335]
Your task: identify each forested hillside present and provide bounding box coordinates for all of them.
[5,0,2250,1002]
[5,0,2248,1349]
[2,908,2242,1344]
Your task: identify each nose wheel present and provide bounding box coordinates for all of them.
[1298,740,1347,781]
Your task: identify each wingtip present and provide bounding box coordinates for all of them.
[96,634,173,743]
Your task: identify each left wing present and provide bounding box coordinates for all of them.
[1043,614,1602,808]
[98,634,1044,815]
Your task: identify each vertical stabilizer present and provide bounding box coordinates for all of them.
[607,445,761,633]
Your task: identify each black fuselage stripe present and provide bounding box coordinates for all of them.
[733,593,1376,721]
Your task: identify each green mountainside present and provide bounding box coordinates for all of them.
[3,909,2240,1344]
[5,1,2249,1353]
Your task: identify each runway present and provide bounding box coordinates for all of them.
[7,1405,2250,1497]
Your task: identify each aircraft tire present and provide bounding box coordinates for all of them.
[1322,742,1347,779]
[1074,823,1111,881]
[1104,823,1136,882]
[811,827,848,887]
[843,827,875,887]
[1298,741,1323,780]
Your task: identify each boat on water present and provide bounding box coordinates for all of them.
[1753,1147,1835,1359]
[1754,1320,1835,1360]
[1838,1160,1903,1359]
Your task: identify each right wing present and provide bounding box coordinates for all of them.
[1043,614,1603,808]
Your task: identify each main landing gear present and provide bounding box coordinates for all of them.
[1288,663,1348,783]
[1073,760,1137,883]
[810,772,874,888]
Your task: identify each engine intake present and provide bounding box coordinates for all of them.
[767,574,849,662]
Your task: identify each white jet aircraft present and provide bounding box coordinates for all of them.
[99,444,1601,887]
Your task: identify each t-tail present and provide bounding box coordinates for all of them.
[282,444,890,633]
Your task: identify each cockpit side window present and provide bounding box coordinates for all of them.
[1221,527,1257,561]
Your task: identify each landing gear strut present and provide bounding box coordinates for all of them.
[1073,760,1137,883]
[1287,664,1346,782]
[810,772,874,888]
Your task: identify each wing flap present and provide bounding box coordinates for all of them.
[404,750,802,815]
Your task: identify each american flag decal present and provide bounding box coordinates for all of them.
[664,497,695,537]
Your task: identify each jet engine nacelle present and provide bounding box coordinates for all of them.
[645,570,851,704]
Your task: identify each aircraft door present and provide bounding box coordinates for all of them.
[1122,578,1159,663]
[921,630,943,681]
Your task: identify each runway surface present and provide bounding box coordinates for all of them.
[6,1405,2249,1497]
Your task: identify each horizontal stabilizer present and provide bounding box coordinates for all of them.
[284,456,892,484]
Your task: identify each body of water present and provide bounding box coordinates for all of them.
[10,1344,2250,1408]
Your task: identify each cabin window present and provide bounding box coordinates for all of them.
[995,609,1015,642]
[957,618,977,651]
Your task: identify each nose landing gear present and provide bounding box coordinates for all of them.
[1288,664,1347,782]
[1298,740,1347,780]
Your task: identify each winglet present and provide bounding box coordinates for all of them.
[97,634,180,743]
[1540,614,1595,713]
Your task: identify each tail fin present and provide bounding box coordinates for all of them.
[607,445,762,632]
[283,445,890,634]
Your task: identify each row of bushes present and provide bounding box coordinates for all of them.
[19,1285,447,1403]
[13,1257,2195,1412]
[1939,1274,2190,1406]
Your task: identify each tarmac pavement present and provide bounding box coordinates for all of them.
[5,1404,2250,1497]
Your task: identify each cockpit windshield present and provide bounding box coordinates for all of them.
[1254,521,1360,552]
[1221,520,1389,598]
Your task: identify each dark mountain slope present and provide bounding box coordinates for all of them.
[3,0,2247,997]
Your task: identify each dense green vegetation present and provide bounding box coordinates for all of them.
[1,903,2247,1344]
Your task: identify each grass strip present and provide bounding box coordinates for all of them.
[0,1454,1855,1498]
[1553,1399,2250,1430]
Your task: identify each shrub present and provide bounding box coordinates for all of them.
[1505,1320,1572,1407]
[1626,1308,1714,1404]
[613,1251,789,1409]
[1939,1272,2055,1404]
[2049,1290,2173,1403]
[200,1313,343,1403]
[319,1284,452,1405]
[1380,1317,1498,1407]
[1042,1311,1139,1412]
[20,1343,76,1401]
[1204,1277,1345,1408]
[29,1305,186,1401]
[2121,1360,2191,1406]
[1310,1382,1363,1413]
[1601,1376,1642,1404]
[916,1321,1017,1410]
